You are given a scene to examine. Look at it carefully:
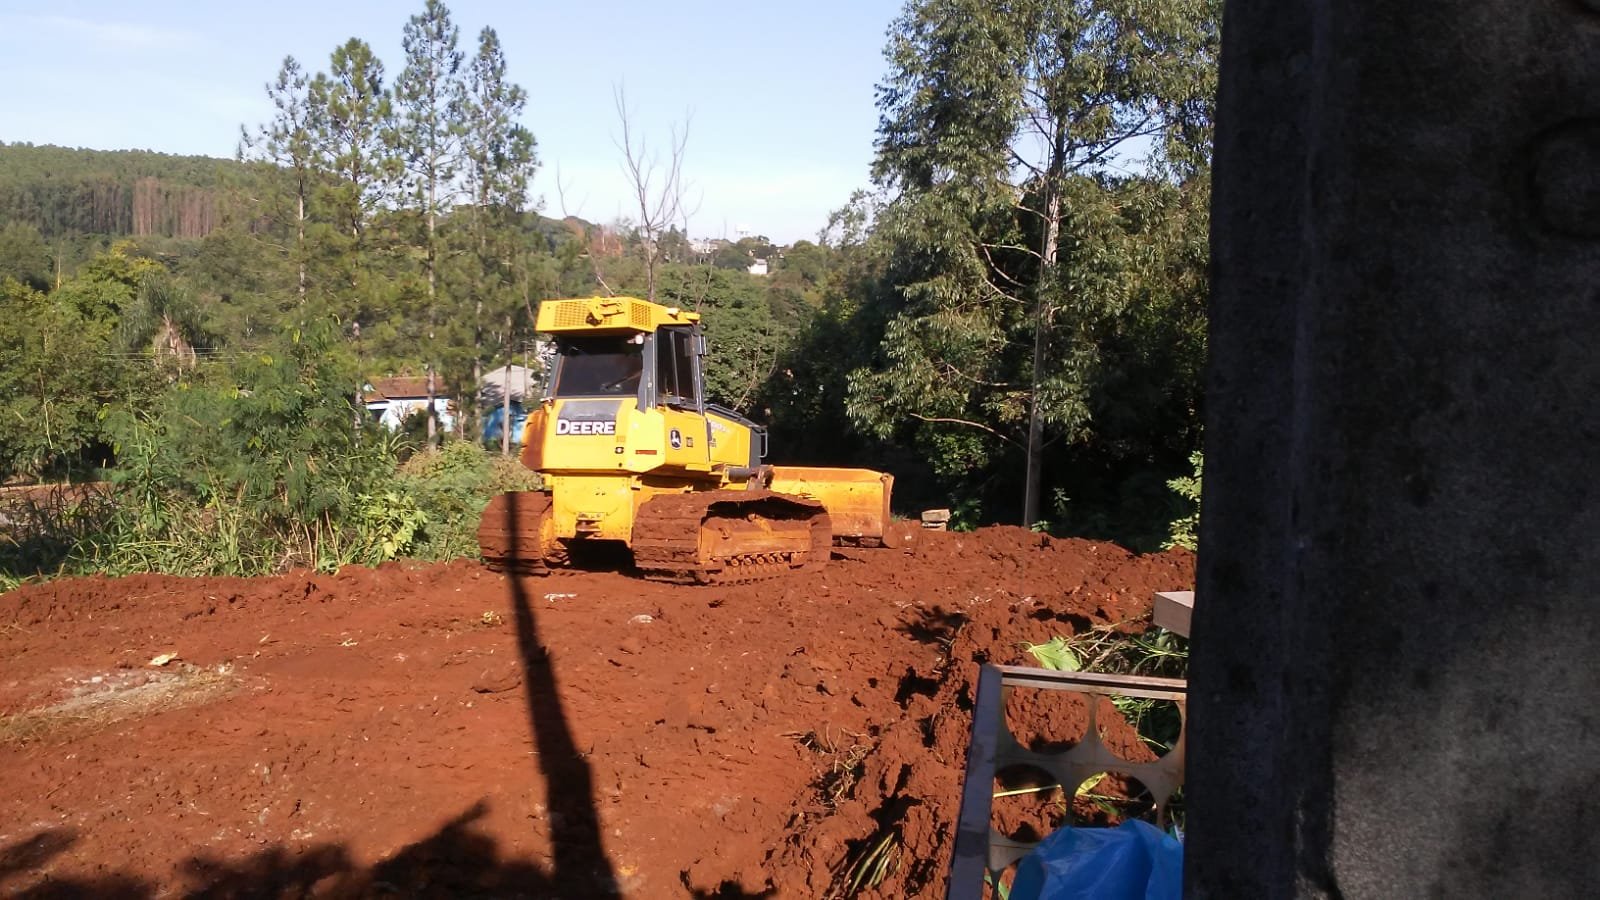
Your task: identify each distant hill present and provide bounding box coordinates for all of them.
[0,143,245,240]
[0,143,595,247]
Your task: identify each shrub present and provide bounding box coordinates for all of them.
[7,319,549,580]
[395,441,540,561]
[75,320,424,576]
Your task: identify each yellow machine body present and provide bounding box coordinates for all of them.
[766,466,895,544]
[477,296,892,579]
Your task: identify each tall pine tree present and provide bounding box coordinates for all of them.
[240,56,320,306]
[392,0,466,443]
[460,25,539,451]
[312,39,394,249]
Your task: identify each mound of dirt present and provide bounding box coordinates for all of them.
[0,527,1191,898]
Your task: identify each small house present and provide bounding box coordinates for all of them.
[363,376,456,433]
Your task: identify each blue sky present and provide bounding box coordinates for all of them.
[0,0,905,243]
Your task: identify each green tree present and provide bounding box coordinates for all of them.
[459,25,539,448]
[312,39,396,246]
[180,223,290,340]
[0,279,117,479]
[0,222,51,291]
[712,243,750,271]
[96,317,410,573]
[225,320,388,532]
[393,0,467,443]
[777,240,829,288]
[239,55,320,305]
[859,0,1219,524]
[766,239,832,327]
[657,266,788,411]
[52,240,160,325]
[307,37,403,366]
[657,225,691,264]
[118,271,213,371]
[0,143,241,242]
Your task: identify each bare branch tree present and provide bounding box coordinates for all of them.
[907,413,1022,447]
[554,165,616,297]
[731,320,783,413]
[611,84,694,302]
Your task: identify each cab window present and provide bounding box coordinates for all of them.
[552,336,644,397]
[656,327,699,408]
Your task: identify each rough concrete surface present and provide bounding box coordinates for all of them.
[1190,1,1600,897]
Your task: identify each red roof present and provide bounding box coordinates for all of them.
[363,376,452,402]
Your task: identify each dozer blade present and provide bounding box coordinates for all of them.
[766,466,894,546]
[632,489,831,583]
[477,491,557,574]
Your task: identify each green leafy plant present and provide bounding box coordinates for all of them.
[1165,450,1202,551]
[1019,625,1189,754]
[348,490,428,566]
[1022,635,1083,672]
[72,319,419,577]
[394,440,539,560]
[946,495,983,532]
[1023,624,1187,681]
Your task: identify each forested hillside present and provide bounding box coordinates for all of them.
[0,143,241,241]
[0,0,1218,585]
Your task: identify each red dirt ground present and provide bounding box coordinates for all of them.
[0,527,1192,899]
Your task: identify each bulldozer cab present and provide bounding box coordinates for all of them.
[547,325,707,415]
[530,297,768,474]
[652,326,706,411]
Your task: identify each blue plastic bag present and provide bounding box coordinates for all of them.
[1006,820,1182,900]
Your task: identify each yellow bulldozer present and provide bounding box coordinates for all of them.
[476,295,893,582]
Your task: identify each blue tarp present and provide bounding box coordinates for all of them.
[1007,820,1183,900]
[481,403,528,445]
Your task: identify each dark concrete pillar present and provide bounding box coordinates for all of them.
[1189,1,1600,896]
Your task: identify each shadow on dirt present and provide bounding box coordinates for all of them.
[0,830,76,880]
[896,605,970,647]
[685,881,776,899]
[1,493,629,899]
[0,801,575,898]
[500,490,621,897]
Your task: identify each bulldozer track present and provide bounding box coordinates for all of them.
[477,491,556,574]
[478,489,832,583]
[632,489,831,584]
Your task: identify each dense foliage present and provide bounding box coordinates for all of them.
[853,0,1219,529]
[0,0,1219,584]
